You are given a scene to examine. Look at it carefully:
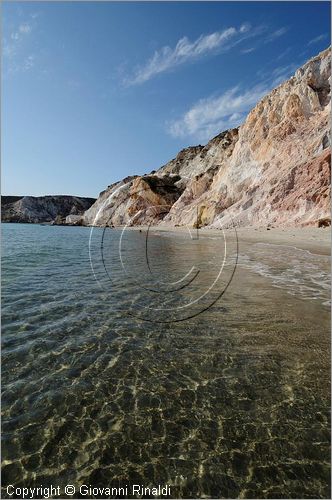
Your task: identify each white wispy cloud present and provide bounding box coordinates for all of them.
[241,47,255,54]
[126,23,256,85]
[265,27,288,43]
[257,61,299,82]
[307,33,328,46]
[168,84,269,142]
[3,19,35,73]
[276,47,291,61]
[23,54,35,71]
[125,23,288,85]
[6,22,32,50]
[168,63,298,142]
[18,23,32,34]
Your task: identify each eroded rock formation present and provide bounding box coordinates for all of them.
[1,195,96,224]
[5,48,330,229]
[85,48,331,229]
[83,174,185,226]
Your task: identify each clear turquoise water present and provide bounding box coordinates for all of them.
[2,223,330,498]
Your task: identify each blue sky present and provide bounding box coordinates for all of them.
[2,1,330,198]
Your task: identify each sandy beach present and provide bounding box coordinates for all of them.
[125,225,331,256]
[225,227,331,256]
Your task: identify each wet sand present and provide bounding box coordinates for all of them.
[129,226,331,256]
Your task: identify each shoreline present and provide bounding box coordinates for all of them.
[4,221,330,256]
[116,225,332,257]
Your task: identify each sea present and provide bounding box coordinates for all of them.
[1,222,330,498]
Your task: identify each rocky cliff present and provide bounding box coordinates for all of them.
[6,49,329,229]
[84,48,331,229]
[1,195,96,224]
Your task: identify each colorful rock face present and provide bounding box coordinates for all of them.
[16,48,329,230]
